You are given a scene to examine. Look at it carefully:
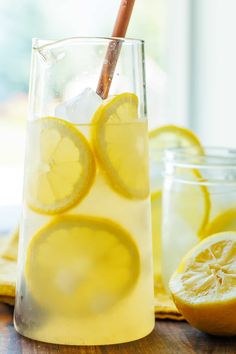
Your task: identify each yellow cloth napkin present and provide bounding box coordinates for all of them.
[154,275,184,320]
[0,229,184,320]
[0,231,17,305]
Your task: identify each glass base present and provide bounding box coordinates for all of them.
[14,317,155,345]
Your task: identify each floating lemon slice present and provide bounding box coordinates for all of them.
[204,208,236,237]
[25,215,140,316]
[27,117,95,214]
[169,232,236,336]
[92,93,149,199]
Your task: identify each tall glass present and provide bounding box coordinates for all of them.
[14,37,154,345]
[161,147,236,291]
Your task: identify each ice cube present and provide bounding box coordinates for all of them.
[55,87,103,124]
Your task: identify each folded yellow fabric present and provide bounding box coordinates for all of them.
[0,229,17,304]
[0,229,184,320]
[1,228,19,261]
[154,275,184,320]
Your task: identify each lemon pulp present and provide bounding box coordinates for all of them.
[170,232,236,336]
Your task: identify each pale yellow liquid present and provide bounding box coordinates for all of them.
[162,178,236,291]
[14,121,154,345]
[151,193,162,283]
[149,160,163,284]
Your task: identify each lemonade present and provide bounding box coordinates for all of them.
[13,38,154,345]
[161,147,236,292]
[148,125,203,283]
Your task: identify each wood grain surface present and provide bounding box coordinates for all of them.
[0,303,236,354]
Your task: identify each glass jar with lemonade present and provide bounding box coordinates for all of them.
[148,125,203,284]
[161,147,236,291]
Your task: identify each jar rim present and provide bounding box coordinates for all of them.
[164,147,236,170]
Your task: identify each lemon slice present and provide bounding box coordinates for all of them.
[149,124,203,156]
[27,117,95,214]
[176,168,211,238]
[92,93,149,199]
[25,215,140,316]
[169,232,236,336]
[149,125,204,195]
[204,208,236,237]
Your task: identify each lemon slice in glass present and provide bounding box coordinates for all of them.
[169,232,236,336]
[26,117,95,214]
[92,93,149,199]
[204,208,236,236]
[25,215,140,316]
[173,168,211,238]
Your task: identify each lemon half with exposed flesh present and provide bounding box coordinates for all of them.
[170,232,236,336]
[27,117,95,214]
[25,215,140,316]
[92,93,149,199]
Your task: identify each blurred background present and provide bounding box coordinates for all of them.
[0,0,236,230]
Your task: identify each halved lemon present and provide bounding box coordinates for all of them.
[92,93,149,199]
[169,232,236,336]
[204,208,236,237]
[25,215,140,316]
[26,117,95,214]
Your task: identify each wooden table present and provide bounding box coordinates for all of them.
[1,303,236,353]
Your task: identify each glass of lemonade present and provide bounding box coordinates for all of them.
[161,147,236,291]
[14,37,154,345]
[148,126,203,286]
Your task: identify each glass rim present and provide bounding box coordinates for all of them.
[164,146,236,170]
[32,36,144,51]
